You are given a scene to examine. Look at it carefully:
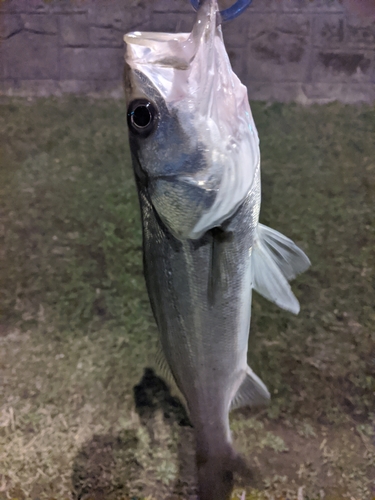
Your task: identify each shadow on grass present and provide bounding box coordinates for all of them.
[71,431,138,500]
[133,369,197,499]
[134,368,190,427]
[72,369,196,500]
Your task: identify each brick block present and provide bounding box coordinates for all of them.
[227,47,245,82]
[310,49,373,83]
[345,0,375,18]
[222,16,248,47]
[152,0,194,13]
[90,26,123,47]
[248,12,310,40]
[0,78,61,96]
[87,2,151,32]
[151,12,194,33]
[0,78,125,97]
[60,13,89,46]
[49,0,89,13]
[346,16,375,48]
[301,82,375,103]
[312,14,345,48]
[246,13,311,82]
[88,0,132,29]
[59,79,123,96]
[21,14,58,34]
[0,0,44,13]
[123,6,152,32]
[246,81,305,102]
[0,13,23,38]
[241,0,281,12]
[0,45,4,80]
[2,30,58,79]
[281,0,344,12]
[60,47,124,80]
[88,6,123,30]
[0,0,87,13]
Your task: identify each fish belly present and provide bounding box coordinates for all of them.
[138,178,260,434]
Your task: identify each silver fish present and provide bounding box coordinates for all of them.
[123,1,310,499]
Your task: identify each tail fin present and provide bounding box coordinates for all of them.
[196,443,251,500]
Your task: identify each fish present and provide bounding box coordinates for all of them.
[123,1,310,499]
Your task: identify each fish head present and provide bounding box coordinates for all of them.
[124,0,260,240]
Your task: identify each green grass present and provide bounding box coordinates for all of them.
[0,97,374,499]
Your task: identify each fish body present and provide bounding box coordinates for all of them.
[124,2,310,499]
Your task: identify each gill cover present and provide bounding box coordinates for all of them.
[125,0,259,240]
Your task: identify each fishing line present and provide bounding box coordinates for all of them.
[190,0,253,21]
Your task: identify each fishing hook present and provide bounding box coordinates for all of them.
[190,0,253,21]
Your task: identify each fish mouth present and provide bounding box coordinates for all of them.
[124,1,219,73]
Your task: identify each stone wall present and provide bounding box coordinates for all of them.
[0,0,374,103]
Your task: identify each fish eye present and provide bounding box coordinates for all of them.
[127,99,158,137]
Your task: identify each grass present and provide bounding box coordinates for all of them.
[0,97,374,499]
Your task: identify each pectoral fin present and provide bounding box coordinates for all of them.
[230,366,270,411]
[252,224,310,314]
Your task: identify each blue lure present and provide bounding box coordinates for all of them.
[190,0,253,21]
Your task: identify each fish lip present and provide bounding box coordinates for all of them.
[150,174,219,193]
[124,32,190,45]
[149,173,178,182]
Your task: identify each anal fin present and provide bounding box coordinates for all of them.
[230,366,270,411]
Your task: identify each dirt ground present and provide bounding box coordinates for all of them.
[0,98,374,500]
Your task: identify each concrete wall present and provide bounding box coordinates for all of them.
[0,0,374,103]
